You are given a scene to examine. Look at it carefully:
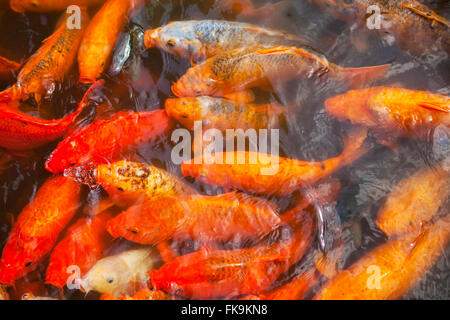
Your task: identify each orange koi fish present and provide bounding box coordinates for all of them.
[45,109,174,174]
[325,87,450,146]
[181,128,369,196]
[171,46,390,97]
[150,211,314,299]
[314,216,450,300]
[0,8,90,104]
[65,160,196,208]
[107,192,282,245]
[78,0,146,83]
[144,20,305,63]
[45,209,116,289]
[9,0,105,12]
[165,96,285,132]
[0,80,99,151]
[376,164,449,237]
[0,56,20,82]
[0,175,81,285]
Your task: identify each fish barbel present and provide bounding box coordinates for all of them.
[171,46,390,97]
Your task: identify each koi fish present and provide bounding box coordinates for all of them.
[314,216,450,300]
[0,175,81,285]
[0,8,90,104]
[309,0,450,56]
[165,96,285,132]
[144,20,306,63]
[106,192,282,245]
[45,210,116,289]
[181,128,369,196]
[9,0,105,12]
[0,56,20,82]
[65,160,196,208]
[325,87,450,146]
[150,211,314,299]
[100,288,176,300]
[249,268,318,300]
[0,80,99,151]
[376,164,449,237]
[78,0,146,83]
[45,109,174,174]
[171,46,390,97]
[81,247,162,297]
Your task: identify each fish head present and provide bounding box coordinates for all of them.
[0,233,39,286]
[165,97,205,129]
[324,89,373,126]
[309,0,359,22]
[81,257,129,296]
[171,66,224,98]
[145,22,203,61]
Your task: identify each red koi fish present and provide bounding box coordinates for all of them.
[0,175,81,286]
[45,109,174,174]
[150,212,314,299]
[0,80,100,151]
[45,209,116,289]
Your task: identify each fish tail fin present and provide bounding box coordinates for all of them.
[0,86,20,105]
[339,127,371,167]
[340,64,391,88]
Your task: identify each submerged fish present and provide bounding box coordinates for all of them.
[314,216,450,300]
[181,128,369,196]
[0,56,20,82]
[309,0,450,56]
[65,160,196,208]
[81,247,162,297]
[0,175,81,285]
[325,87,450,146]
[0,80,99,151]
[0,8,90,104]
[376,164,449,237]
[144,20,306,63]
[106,192,282,245]
[45,210,115,289]
[45,109,174,174]
[9,0,105,12]
[165,96,285,132]
[78,0,147,83]
[171,46,390,97]
[150,212,314,299]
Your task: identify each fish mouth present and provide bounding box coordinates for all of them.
[144,28,162,49]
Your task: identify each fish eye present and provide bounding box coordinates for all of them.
[127,227,139,234]
[106,277,114,284]
[181,114,189,119]
[343,0,353,5]
[167,39,176,47]
[25,261,33,267]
